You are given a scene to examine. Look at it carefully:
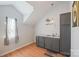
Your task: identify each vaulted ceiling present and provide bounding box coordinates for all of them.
[0,1,71,26]
[0,1,34,23]
[25,1,71,26]
[0,1,54,26]
[26,1,54,26]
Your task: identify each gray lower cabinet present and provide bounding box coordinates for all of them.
[36,36,59,52]
[36,36,45,48]
[51,38,59,52]
[45,38,59,52]
[45,37,52,50]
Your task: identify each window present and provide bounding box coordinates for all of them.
[7,18,16,40]
[4,17,19,46]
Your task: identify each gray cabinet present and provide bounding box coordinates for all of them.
[36,36,59,52]
[45,37,52,50]
[51,38,59,52]
[60,12,71,56]
[36,36,45,48]
[45,38,59,52]
[60,13,70,25]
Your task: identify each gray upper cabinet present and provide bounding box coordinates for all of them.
[60,12,71,25]
[60,12,71,56]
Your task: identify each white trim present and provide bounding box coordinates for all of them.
[0,41,34,56]
[71,49,79,57]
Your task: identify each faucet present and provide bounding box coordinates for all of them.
[52,33,57,38]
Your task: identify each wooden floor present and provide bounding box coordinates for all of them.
[3,43,64,57]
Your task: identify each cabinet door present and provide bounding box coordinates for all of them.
[45,37,52,50]
[36,36,45,48]
[60,12,71,25]
[45,38,59,52]
[36,36,39,46]
[60,25,71,55]
[60,12,71,56]
[51,38,59,52]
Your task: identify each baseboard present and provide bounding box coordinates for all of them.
[0,41,34,56]
[71,49,79,57]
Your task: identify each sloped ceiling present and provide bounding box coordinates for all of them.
[0,1,34,23]
[0,1,71,26]
[26,1,71,26]
[26,1,54,26]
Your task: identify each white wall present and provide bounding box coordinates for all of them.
[71,2,79,57]
[0,5,34,56]
[71,27,79,57]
